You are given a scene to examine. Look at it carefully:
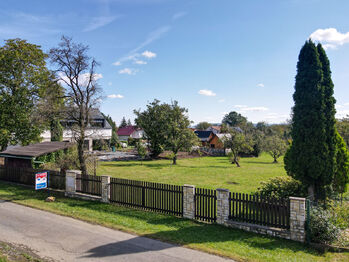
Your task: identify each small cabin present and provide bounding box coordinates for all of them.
[0,142,74,168]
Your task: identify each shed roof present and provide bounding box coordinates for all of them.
[0,142,74,159]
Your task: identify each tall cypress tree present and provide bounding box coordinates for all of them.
[284,40,329,200]
[317,44,337,188]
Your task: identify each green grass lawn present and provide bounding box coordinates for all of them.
[97,153,286,194]
[0,182,348,262]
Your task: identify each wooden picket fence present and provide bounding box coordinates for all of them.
[229,192,290,229]
[195,188,217,222]
[76,174,102,196]
[109,178,183,216]
[0,166,65,189]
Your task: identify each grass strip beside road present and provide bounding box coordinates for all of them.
[0,182,348,262]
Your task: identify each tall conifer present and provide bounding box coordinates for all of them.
[284,40,329,200]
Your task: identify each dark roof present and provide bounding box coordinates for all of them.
[194,131,213,142]
[117,126,136,136]
[63,108,112,129]
[0,142,74,159]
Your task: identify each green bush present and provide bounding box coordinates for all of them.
[256,176,306,199]
[309,206,340,244]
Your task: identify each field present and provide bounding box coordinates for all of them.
[97,153,286,194]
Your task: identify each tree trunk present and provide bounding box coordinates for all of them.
[173,155,177,165]
[307,184,314,201]
[273,157,278,163]
[234,156,240,167]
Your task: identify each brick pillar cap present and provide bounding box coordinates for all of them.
[216,188,229,192]
[101,175,110,178]
[183,184,195,188]
[289,197,306,201]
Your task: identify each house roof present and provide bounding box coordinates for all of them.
[0,142,74,159]
[117,126,137,136]
[194,131,213,142]
[208,126,221,131]
[215,133,232,140]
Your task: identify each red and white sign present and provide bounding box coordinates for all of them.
[35,172,48,190]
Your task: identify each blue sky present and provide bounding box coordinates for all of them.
[1,0,349,125]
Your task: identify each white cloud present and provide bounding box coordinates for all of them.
[58,72,102,86]
[233,105,269,112]
[108,94,124,99]
[336,110,349,118]
[131,26,170,54]
[241,107,269,112]
[172,11,187,21]
[343,102,349,106]
[218,99,225,103]
[310,28,349,49]
[83,16,118,32]
[257,83,265,88]
[134,60,147,65]
[234,105,247,108]
[118,68,138,75]
[112,61,121,66]
[142,50,157,58]
[198,89,216,97]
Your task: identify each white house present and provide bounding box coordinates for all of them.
[41,109,112,151]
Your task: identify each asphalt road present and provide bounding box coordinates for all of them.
[0,201,232,262]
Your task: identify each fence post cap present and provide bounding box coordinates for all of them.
[183,184,195,188]
[216,188,229,192]
[289,196,306,201]
[66,170,81,174]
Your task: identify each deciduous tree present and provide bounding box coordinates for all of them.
[223,130,253,167]
[262,136,288,163]
[50,36,101,175]
[0,38,51,150]
[164,101,199,165]
[196,122,211,130]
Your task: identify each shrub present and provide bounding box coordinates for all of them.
[308,206,340,244]
[256,176,306,199]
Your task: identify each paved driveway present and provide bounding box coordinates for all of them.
[0,201,232,262]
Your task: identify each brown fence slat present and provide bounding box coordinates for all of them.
[229,192,290,229]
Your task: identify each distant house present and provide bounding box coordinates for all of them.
[205,126,221,134]
[41,109,112,152]
[209,133,231,149]
[194,131,214,147]
[117,126,144,142]
[0,141,74,168]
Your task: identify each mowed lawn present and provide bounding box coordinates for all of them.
[97,153,286,193]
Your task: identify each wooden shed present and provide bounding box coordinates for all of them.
[0,142,74,168]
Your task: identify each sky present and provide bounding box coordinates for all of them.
[1,0,349,126]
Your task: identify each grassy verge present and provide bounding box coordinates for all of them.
[0,182,348,261]
[0,241,47,262]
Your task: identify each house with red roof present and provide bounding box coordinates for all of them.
[117,126,144,142]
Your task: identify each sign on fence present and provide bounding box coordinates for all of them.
[35,172,48,190]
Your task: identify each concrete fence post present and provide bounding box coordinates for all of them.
[65,170,80,197]
[101,176,110,203]
[216,188,230,225]
[183,184,195,219]
[289,197,306,242]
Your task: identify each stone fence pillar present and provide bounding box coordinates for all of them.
[290,197,306,242]
[101,176,110,203]
[216,188,230,225]
[183,185,195,219]
[65,170,80,197]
